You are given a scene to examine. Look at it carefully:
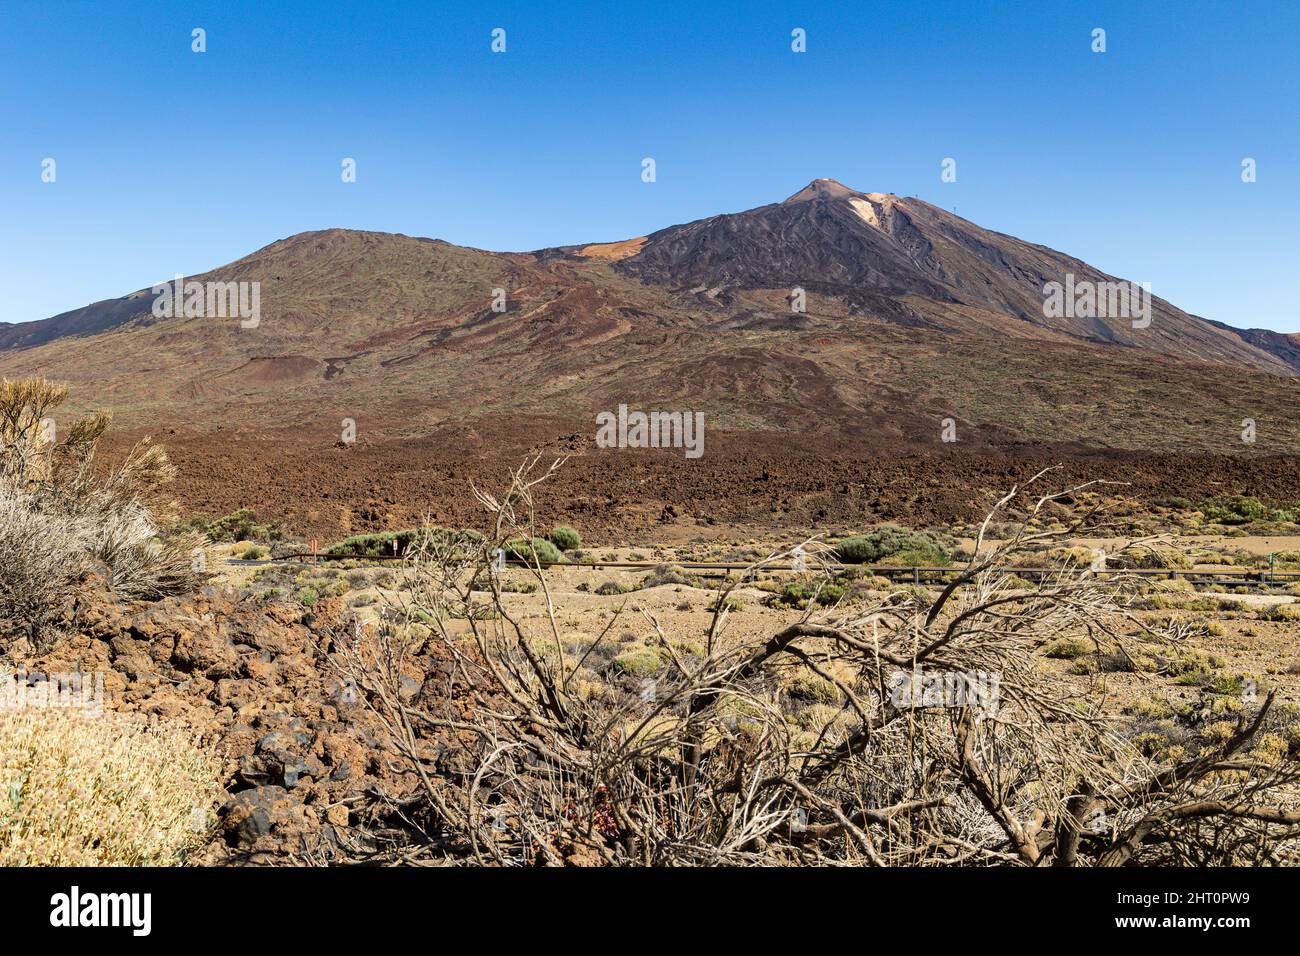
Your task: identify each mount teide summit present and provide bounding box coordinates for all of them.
[2,179,1298,456]
[613,179,1293,371]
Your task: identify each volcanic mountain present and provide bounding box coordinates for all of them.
[3,178,1299,461]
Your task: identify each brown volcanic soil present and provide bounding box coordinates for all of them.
[17,180,1300,543]
[8,183,1300,465]
[123,424,1300,544]
[18,574,499,865]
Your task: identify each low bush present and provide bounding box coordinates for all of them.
[1199,496,1281,526]
[548,526,581,551]
[770,580,846,609]
[0,709,221,865]
[642,564,700,588]
[0,378,205,647]
[1043,637,1094,659]
[504,537,565,565]
[1110,544,1192,570]
[326,529,419,559]
[611,646,665,676]
[787,671,839,704]
[835,525,948,566]
[197,507,268,543]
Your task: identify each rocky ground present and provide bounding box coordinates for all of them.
[10,573,494,865]
[120,428,1300,544]
[8,500,1300,867]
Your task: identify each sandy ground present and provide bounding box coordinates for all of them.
[212,530,1300,726]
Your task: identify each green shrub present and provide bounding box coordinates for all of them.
[201,508,269,542]
[548,526,581,551]
[239,545,267,560]
[612,646,665,676]
[327,526,488,560]
[296,586,319,606]
[1203,674,1247,696]
[325,529,419,559]
[788,671,838,704]
[836,526,947,566]
[1043,637,1094,659]
[504,537,565,564]
[710,595,745,613]
[771,580,845,609]
[1199,496,1275,525]
[1162,648,1220,683]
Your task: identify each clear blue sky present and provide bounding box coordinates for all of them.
[3,0,1297,332]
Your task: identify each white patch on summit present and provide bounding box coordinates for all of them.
[848,197,881,228]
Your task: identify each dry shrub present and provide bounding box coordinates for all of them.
[0,496,87,640]
[0,377,206,645]
[0,708,222,865]
[337,461,1300,867]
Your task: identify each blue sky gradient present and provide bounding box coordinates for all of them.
[3,0,1297,331]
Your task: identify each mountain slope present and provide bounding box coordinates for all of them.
[614,179,1294,374]
[1207,320,1300,372]
[1,180,1297,459]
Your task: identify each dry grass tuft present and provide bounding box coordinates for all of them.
[0,708,222,866]
[0,377,207,646]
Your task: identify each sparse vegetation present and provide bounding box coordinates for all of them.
[548,525,581,551]
[0,377,206,646]
[835,525,948,566]
[504,536,565,564]
[194,507,272,543]
[1199,495,1297,526]
[328,461,1300,867]
[326,529,419,559]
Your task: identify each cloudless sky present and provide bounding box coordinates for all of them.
[2,0,1297,331]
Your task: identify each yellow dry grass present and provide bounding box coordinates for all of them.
[0,708,222,866]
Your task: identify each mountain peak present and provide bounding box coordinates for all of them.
[782,178,859,203]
